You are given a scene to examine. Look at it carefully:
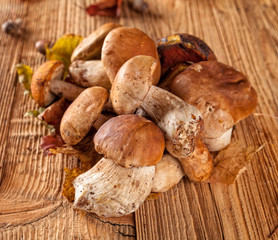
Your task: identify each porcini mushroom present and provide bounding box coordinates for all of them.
[110,55,213,181]
[151,154,185,193]
[102,27,161,84]
[168,61,258,151]
[73,115,165,217]
[94,115,165,168]
[60,86,109,145]
[31,60,85,107]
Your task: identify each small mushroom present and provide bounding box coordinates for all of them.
[151,154,185,193]
[69,60,111,90]
[102,27,161,84]
[31,60,85,107]
[168,61,258,151]
[73,115,165,217]
[71,22,122,61]
[110,55,213,181]
[60,86,109,145]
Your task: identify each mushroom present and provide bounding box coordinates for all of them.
[94,115,165,168]
[73,115,165,217]
[157,33,216,76]
[110,55,213,181]
[102,26,161,84]
[71,22,122,61]
[60,86,109,145]
[151,154,185,193]
[69,60,111,90]
[167,61,258,151]
[31,60,85,107]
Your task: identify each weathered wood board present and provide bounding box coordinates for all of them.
[0,0,277,239]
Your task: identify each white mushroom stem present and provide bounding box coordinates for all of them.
[73,158,155,217]
[203,128,233,152]
[69,60,111,90]
[151,154,185,193]
[49,79,85,102]
[141,85,203,158]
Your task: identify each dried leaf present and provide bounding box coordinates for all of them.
[55,128,102,170]
[86,0,122,17]
[40,134,65,155]
[46,34,83,78]
[16,64,33,97]
[146,192,161,200]
[206,141,263,184]
[63,167,85,203]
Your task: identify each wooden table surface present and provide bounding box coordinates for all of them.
[0,0,277,239]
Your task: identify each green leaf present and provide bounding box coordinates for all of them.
[16,64,33,97]
[24,107,45,118]
[46,34,83,78]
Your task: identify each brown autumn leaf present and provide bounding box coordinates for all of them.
[206,141,263,184]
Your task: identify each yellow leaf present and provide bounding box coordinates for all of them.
[46,34,83,78]
[206,141,263,184]
[16,64,33,96]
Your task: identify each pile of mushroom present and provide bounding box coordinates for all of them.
[28,23,257,217]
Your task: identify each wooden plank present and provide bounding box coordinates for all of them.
[0,0,277,239]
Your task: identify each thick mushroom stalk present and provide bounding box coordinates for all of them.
[151,154,185,193]
[31,60,85,107]
[60,86,109,145]
[69,60,111,90]
[73,157,155,217]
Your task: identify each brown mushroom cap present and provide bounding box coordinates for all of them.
[71,22,122,61]
[60,86,109,145]
[31,60,64,107]
[101,27,161,85]
[168,61,257,138]
[111,55,157,115]
[94,115,165,168]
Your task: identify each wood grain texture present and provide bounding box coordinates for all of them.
[0,0,277,239]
